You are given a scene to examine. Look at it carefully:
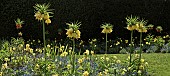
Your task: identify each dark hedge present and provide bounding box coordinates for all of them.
[1,0,170,41]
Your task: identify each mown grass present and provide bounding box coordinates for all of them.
[100,53,170,76]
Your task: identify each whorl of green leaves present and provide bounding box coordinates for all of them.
[126,15,139,26]
[66,21,81,30]
[15,18,24,24]
[100,23,113,29]
[33,3,53,14]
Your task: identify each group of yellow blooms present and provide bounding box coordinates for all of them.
[126,16,151,33]
[66,22,81,39]
[34,3,53,25]
[101,23,113,34]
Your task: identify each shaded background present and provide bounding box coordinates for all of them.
[0,0,170,41]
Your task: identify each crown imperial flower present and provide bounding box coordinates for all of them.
[66,22,81,39]
[101,23,113,34]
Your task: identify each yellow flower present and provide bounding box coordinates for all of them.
[98,72,102,76]
[0,72,2,76]
[67,64,72,69]
[135,54,139,58]
[115,41,120,45]
[60,51,68,57]
[26,44,30,48]
[66,28,74,38]
[83,71,89,76]
[121,71,125,75]
[106,57,109,61]
[52,74,59,76]
[2,63,8,69]
[101,23,113,33]
[76,30,81,39]
[18,32,22,36]
[138,70,142,74]
[30,48,33,54]
[123,68,127,72]
[116,60,121,63]
[45,19,51,25]
[44,13,50,20]
[113,56,117,59]
[34,11,43,20]
[102,28,112,33]
[78,58,83,64]
[47,44,51,48]
[145,62,148,66]
[139,65,144,70]
[4,58,10,62]
[91,51,94,55]
[128,67,131,70]
[140,59,145,63]
[145,42,150,45]
[104,69,109,75]
[35,64,40,70]
[125,40,128,43]
[84,50,89,55]
[127,25,137,31]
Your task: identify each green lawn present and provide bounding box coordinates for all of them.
[105,53,170,76]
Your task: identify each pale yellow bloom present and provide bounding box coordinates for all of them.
[26,44,30,48]
[47,44,51,48]
[0,72,2,76]
[125,40,128,43]
[45,19,51,25]
[116,60,121,63]
[98,72,102,76]
[102,28,112,33]
[106,57,109,61]
[91,51,94,55]
[35,64,40,70]
[145,62,148,66]
[2,63,8,69]
[18,32,22,36]
[78,58,84,64]
[67,64,72,69]
[113,56,117,59]
[84,50,89,55]
[34,11,43,20]
[66,28,74,38]
[52,74,59,76]
[145,42,150,45]
[13,47,16,51]
[83,71,89,76]
[4,58,10,62]
[121,71,125,75]
[139,65,144,70]
[138,70,142,74]
[128,67,131,70]
[115,41,120,45]
[104,69,109,75]
[140,59,145,63]
[60,51,68,57]
[44,13,50,20]
[30,48,33,54]
[75,30,81,39]
[135,54,139,58]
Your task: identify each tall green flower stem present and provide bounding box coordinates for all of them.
[105,33,108,54]
[42,20,47,75]
[138,32,143,72]
[72,39,76,75]
[42,20,46,58]
[129,31,133,66]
